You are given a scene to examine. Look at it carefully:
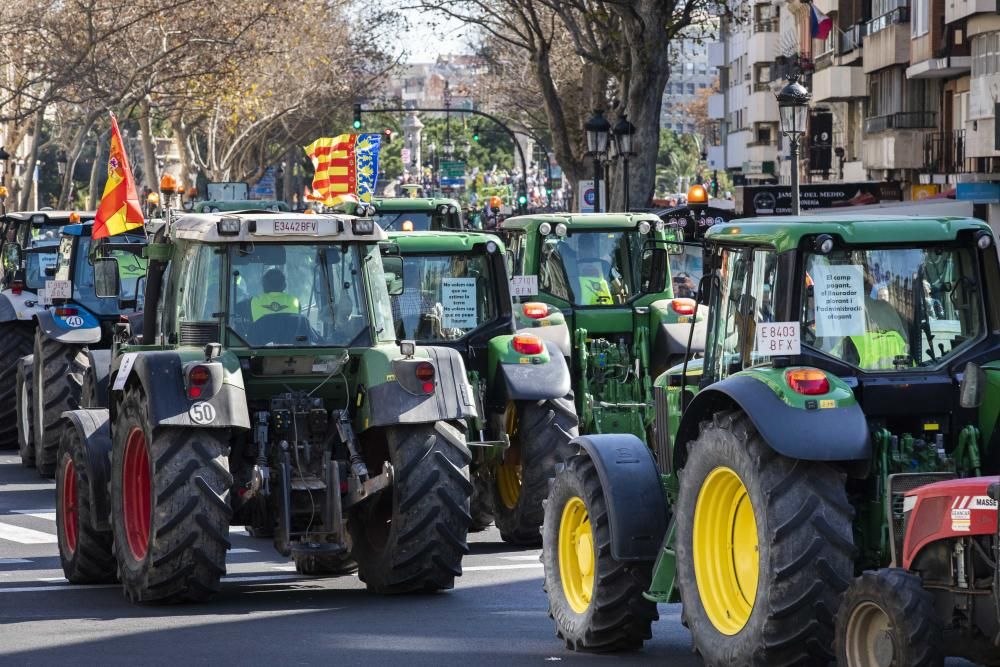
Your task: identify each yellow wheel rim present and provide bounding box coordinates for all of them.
[692,466,759,635]
[497,403,521,509]
[558,496,594,613]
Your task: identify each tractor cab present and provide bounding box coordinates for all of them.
[501,212,706,442]
[372,197,465,232]
[1,210,95,288]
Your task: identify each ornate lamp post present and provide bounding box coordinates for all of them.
[776,76,811,215]
[584,109,611,213]
[613,114,636,212]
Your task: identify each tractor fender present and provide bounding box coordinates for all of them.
[494,341,571,402]
[61,409,113,532]
[0,290,45,322]
[363,345,477,429]
[655,318,707,358]
[112,349,250,430]
[574,434,669,561]
[36,308,101,345]
[673,374,871,471]
[85,348,112,408]
[515,321,571,358]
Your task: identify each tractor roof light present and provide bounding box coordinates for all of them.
[217,217,241,235]
[670,298,696,315]
[786,368,830,396]
[976,230,993,250]
[68,211,81,223]
[687,184,708,206]
[402,220,414,232]
[814,234,835,255]
[538,222,552,235]
[512,333,545,355]
[486,241,498,254]
[555,222,568,237]
[638,220,651,234]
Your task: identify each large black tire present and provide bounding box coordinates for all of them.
[675,411,854,666]
[469,464,495,532]
[33,330,89,477]
[543,452,658,651]
[111,384,232,603]
[56,421,116,584]
[349,422,472,594]
[0,323,35,449]
[493,395,579,545]
[835,569,942,667]
[293,551,358,576]
[16,357,34,467]
[80,349,111,409]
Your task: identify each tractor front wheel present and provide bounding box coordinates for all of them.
[493,396,579,545]
[675,410,854,666]
[542,452,658,651]
[349,422,471,594]
[835,569,942,667]
[111,385,232,603]
[33,331,89,477]
[16,357,34,467]
[0,323,35,449]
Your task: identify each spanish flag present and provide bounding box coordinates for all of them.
[93,113,144,239]
[304,133,382,206]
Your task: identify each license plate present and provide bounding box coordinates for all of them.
[272,220,318,235]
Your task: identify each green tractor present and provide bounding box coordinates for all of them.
[499,213,705,444]
[543,214,1000,663]
[381,230,578,544]
[372,197,466,232]
[52,208,476,600]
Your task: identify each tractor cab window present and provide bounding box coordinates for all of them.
[73,236,146,315]
[227,243,370,348]
[24,250,57,290]
[539,230,645,306]
[374,211,433,232]
[801,246,984,370]
[387,251,498,341]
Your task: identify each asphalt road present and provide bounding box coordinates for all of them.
[0,453,700,666]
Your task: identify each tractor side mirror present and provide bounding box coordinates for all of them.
[382,256,404,296]
[94,257,121,299]
[959,361,986,409]
[641,247,668,294]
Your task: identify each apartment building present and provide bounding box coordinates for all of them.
[662,37,718,134]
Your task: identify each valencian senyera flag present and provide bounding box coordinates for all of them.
[92,112,144,240]
[304,133,382,205]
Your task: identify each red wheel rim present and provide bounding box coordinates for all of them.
[123,427,151,561]
[61,458,78,555]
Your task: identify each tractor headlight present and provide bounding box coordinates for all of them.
[555,223,568,237]
[814,234,834,255]
[216,217,241,235]
[486,241,498,254]
[539,222,552,235]
[353,218,375,235]
[638,221,651,235]
[976,230,993,250]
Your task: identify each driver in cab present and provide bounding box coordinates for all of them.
[251,268,300,323]
[574,234,615,306]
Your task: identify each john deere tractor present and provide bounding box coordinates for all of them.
[381,230,578,544]
[372,196,465,232]
[500,213,705,445]
[543,214,1000,664]
[52,208,476,600]
[17,220,147,477]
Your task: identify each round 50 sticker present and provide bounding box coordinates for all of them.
[65,315,84,328]
[189,402,217,425]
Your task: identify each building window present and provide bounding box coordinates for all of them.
[911,0,928,38]
[972,32,1000,78]
[687,83,696,94]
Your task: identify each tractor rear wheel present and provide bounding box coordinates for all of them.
[56,422,116,583]
[836,569,942,667]
[675,410,854,666]
[111,384,232,603]
[542,452,658,651]
[349,422,471,594]
[16,357,34,467]
[493,396,579,545]
[33,331,89,477]
[0,323,35,449]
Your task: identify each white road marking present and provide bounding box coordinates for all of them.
[0,558,32,564]
[229,527,249,535]
[228,548,258,554]
[0,483,53,492]
[499,554,542,561]
[10,509,57,521]
[0,573,310,594]
[464,563,543,572]
[0,521,58,544]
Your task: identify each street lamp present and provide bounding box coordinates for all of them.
[613,114,636,212]
[56,152,68,177]
[584,109,611,213]
[776,75,811,215]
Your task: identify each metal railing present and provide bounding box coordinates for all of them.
[864,111,937,133]
[923,130,966,174]
[752,17,778,33]
[867,6,910,36]
[840,23,868,54]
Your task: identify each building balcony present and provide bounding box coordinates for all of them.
[707,145,726,170]
[863,12,910,73]
[812,65,866,102]
[708,41,726,69]
[946,0,996,25]
[906,56,971,79]
[747,90,779,125]
[708,93,725,120]
[748,28,779,65]
[923,130,967,174]
[864,111,938,134]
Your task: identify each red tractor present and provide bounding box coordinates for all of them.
[837,476,1000,666]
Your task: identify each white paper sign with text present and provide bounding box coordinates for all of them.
[812,264,865,337]
[45,279,72,300]
[442,278,477,329]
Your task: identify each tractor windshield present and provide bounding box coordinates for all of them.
[801,245,984,370]
[385,251,498,341]
[539,230,646,306]
[227,243,378,348]
[63,236,147,316]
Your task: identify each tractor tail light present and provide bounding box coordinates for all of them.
[522,302,549,319]
[11,280,23,295]
[415,362,435,394]
[188,364,211,398]
[670,298,696,315]
[54,307,78,317]
[786,369,829,396]
[512,333,544,355]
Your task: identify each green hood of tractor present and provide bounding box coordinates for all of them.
[373,197,461,212]
[385,230,506,253]
[500,212,661,232]
[707,215,992,253]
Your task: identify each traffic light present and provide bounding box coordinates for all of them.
[352,104,362,130]
[472,127,480,142]
[383,128,393,144]
[517,193,528,206]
